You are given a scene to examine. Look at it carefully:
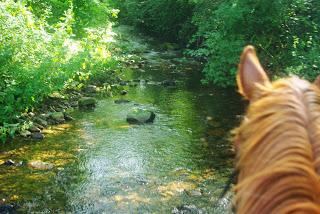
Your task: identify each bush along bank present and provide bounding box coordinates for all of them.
[0,0,129,142]
[115,0,320,87]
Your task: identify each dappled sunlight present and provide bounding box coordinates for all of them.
[157,181,196,199]
[30,151,75,167]
[116,125,133,129]
[42,123,73,136]
[0,166,56,201]
[63,39,83,60]
[23,173,54,182]
[113,192,151,204]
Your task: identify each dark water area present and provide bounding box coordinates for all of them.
[0,49,245,213]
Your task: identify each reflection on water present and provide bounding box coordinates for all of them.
[0,50,244,213]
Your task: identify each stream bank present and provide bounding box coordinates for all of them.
[0,25,245,213]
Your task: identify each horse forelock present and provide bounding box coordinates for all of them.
[234,76,320,214]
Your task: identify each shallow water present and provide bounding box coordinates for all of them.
[0,49,244,213]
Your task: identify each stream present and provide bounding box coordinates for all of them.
[0,42,245,213]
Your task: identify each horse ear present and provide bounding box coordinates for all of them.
[237,46,270,100]
[314,75,320,88]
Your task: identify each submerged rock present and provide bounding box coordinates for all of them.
[3,159,15,166]
[119,81,127,86]
[2,160,23,167]
[120,90,128,95]
[126,108,156,124]
[186,189,203,197]
[162,80,176,87]
[0,204,16,213]
[78,97,96,110]
[114,99,131,104]
[70,101,78,107]
[172,205,206,214]
[64,113,74,121]
[28,161,54,170]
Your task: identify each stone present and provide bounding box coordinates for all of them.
[0,204,16,213]
[78,97,96,110]
[129,64,140,69]
[33,123,44,130]
[138,61,145,68]
[28,125,41,133]
[119,81,127,86]
[39,113,50,120]
[14,161,24,167]
[47,119,57,125]
[114,99,131,104]
[186,189,202,197]
[20,130,31,138]
[31,132,45,140]
[64,113,74,121]
[2,160,23,167]
[147,81,161,86]
[84,85,98,93]
[28,112,35,117]
[3,159,15,166]
[206,116,213,121]
[70,101,78,107]
[28,160,54,170]
[49,112,65,123]
[126,108,156,124]
[120,90,128,95]
[172,205,205,214]
[162,80,176,87]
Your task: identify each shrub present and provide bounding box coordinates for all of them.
[189,0,320,86]
[0,0,119,141]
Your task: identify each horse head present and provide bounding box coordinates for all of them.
[234,46,320,213]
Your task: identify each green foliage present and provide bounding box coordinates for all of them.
[189,0,320,86]
[25,0,119,36]
[0,0,120,141]
[115,0,196,45]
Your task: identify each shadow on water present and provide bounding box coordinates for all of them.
[0,49,245,213]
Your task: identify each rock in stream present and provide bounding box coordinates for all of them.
[78,97,96,110]
[28,161,54,170]
[126,108,156,124]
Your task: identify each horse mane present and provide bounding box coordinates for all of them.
[233,76,320,213]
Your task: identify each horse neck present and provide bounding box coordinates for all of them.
[234,78,320,214]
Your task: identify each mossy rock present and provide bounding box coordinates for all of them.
[78,97,96,110]
[127,108,156,124]
[49,112,65,123]
[33,117,48,127]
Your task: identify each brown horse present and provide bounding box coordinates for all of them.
[233,46,320,213]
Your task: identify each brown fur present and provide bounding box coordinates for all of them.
[234,47,320,213]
